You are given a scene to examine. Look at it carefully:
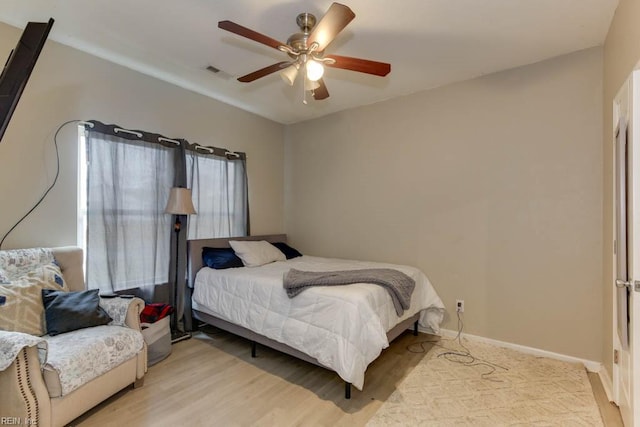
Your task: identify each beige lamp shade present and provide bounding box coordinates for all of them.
[165,187,196,215]
[280,63,299,86]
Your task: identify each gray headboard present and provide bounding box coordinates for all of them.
[187,234,287,288]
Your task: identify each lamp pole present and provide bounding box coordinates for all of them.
[172,215,181,338]
[165,187,196,344]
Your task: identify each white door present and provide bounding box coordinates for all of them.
[613,70,640,427]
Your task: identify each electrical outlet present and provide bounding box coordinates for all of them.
[456,299,464,313]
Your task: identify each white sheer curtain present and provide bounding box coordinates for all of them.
[186,150,248,239]
[85,132,175,293]
[82,122,248,334]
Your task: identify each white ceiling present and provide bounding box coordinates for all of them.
[0,0,619,124]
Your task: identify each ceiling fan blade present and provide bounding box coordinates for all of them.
[325,54,391,77]
[238,61,292,82]
[313,78,330,100]
[218,20,286,51]
[307,3,355,52]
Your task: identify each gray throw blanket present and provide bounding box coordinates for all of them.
[283,268,415,316]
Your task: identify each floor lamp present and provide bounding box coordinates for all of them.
[165,187,196,343]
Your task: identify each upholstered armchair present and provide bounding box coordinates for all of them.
[0,247,147,427]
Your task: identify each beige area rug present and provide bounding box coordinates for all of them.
[367,337,603,426]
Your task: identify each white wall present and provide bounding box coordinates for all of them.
[285,47,603,361]
[0,22,284,249]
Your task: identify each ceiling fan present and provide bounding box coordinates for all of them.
[218,2,391,102]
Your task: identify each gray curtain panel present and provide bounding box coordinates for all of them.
[182,148,248,331]
[186,150,248,240]
[83,122,248,335]
[85,130,175,296]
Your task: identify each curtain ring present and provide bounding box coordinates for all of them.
[195,145,214,154]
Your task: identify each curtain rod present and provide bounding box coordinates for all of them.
[193,143,242,159]
[84,120,246,160]
[159,137,180,146]
[114,127,142,138]
[194,144,214,154]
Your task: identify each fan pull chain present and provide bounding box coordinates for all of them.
[302,75,308,105]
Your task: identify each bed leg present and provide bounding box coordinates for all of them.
[251,341,257,358]
[413,320,418,336]
[345,382,351,399]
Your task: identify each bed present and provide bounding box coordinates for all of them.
[188,235,445,398]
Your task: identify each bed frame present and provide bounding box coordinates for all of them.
[187,235,419,399]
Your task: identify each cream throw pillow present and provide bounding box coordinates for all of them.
[229,240,286,267]
[0,263,69,336]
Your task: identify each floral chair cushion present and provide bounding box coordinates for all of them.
[43,325,144,397]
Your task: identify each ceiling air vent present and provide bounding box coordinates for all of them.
[205,65,232,80]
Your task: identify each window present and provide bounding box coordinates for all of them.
[79,128,175,292]
[186,150,248,240]
[78,122,248,294]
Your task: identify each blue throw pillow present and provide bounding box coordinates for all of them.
[42,289,112,336]
[202,247,244,269]
[271,242,302,259]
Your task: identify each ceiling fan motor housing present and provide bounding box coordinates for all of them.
[296,13,316,33]
[286,13,317,57]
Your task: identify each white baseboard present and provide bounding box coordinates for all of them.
[430,327,603,374]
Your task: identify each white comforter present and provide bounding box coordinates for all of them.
[192,255,445,390]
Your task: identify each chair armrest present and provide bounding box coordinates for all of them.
[0,345,52,427]
[99,297,145,331]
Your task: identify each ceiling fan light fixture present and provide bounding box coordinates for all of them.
[219,2,390,103]
[304,78,320,91]
[280,63,299,86]
[306,59,324,82]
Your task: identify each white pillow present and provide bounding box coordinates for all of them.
[229,240,286,267]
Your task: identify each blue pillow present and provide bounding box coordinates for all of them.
[202,247,244,269]
[271,242,302,259]
[42,289,112,336]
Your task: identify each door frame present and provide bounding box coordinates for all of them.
[613,69,640,427]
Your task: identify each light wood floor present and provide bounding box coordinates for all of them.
[72,327,623,426]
